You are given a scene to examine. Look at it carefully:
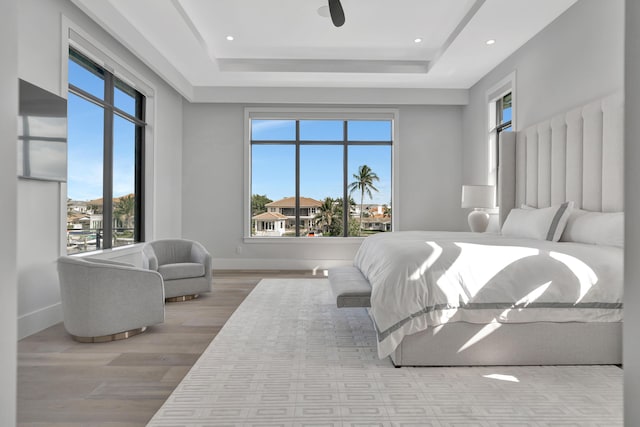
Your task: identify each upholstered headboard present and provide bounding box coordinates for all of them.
[499,93,624,225]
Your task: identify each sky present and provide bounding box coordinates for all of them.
[251,120,392,206]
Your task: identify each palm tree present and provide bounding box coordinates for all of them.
[348,165,379,232]
[314,197,338,235]
[337,196,357,217]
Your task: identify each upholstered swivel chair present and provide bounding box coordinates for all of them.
[57,256,165,342]
[141,239,212,301]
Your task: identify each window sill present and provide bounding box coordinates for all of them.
[243,236,365,245]
[70,242,145,259]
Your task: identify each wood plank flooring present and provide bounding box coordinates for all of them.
[17,270,323,427]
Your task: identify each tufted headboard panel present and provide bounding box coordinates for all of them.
[498,93,624,225]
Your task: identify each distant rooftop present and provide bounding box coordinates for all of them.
[266,196,322,208]
[81,193,135,206]
[252,212,288,220]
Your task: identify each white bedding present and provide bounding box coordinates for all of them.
[353,231,624,358]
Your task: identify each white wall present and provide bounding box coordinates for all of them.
[625,0,640,424]
[181,103,466,270]
[462,0,624,185]
[0,0,18,424]
[16,0,184,338]
[396,107,465,231]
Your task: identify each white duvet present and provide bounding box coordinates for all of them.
[353,231,624,358]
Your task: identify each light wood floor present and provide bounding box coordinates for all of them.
[17,270,323,427]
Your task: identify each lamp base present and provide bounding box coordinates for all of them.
[468,209,489,232]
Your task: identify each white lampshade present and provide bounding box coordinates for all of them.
[461,185,496,209]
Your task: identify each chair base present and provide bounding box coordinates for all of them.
[71,326,147,343]
[165,294,200,303]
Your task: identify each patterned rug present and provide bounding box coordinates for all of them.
[147,278,623,426]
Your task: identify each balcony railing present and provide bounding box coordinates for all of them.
[66,228,136,254]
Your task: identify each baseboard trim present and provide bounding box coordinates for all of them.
[212,258,352,271]
[18,302,62,340]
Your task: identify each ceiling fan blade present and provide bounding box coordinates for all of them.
[328,0,345,27]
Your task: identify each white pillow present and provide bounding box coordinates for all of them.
[502,202,573,241]
[560,209,624,247]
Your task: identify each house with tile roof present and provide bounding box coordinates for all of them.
[252,212,288,236]
[360,204,392,231]
[252,196,323,236]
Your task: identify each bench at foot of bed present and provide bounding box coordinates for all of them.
[328,266,372,308]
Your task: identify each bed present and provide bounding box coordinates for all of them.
[351,93,624,366]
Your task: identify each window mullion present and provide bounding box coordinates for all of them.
[343,121,349,237]
[497,121,512,133]
[134,92,146,243]
[114,108,146,127]
[295,121,300,237]
[68,84,105,108]
[135,123,144,243]
[102,71,115,250]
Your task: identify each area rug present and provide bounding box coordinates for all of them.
[147,278,622,426]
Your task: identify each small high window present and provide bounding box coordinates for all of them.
[497,92,513,132]
[488,88,514,189]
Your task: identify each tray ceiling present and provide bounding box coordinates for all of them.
[71,0,577,100]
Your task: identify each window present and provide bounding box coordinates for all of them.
[488,89,514,188]
[496,92,513,133]
[66,48,145,254]
[249,115,393,238]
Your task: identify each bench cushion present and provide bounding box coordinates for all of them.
[328,266,372,308]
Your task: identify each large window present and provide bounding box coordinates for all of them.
[249,116,393,238]
[66,48,145,254]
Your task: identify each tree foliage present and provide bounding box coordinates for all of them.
[87,203,101,214]
[252,194,273,216]
[314,197,339,235]
[113,194,135,229]
[348,165,380,231]
[314,196,362,236]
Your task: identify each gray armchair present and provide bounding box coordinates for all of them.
[57,256,165,342]
[141,239,212,301]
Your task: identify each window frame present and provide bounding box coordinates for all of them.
[67,47,146,252]
[486,72,516,194]
[492,92,513,188]
[244,108,398,241]
[496,92,513,134]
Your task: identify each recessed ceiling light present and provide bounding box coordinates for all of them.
[414,38,423,43]
[486,39,496,45]
[226,35,234,41]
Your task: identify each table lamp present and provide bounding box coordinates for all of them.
[461,185,496,232]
